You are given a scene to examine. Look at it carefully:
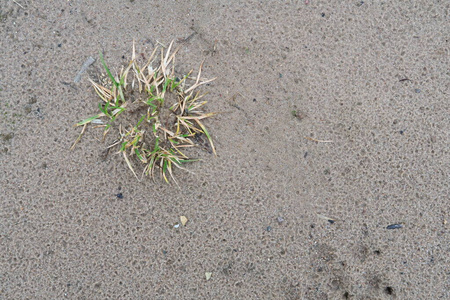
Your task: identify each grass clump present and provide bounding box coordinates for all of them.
[72,41,217,184]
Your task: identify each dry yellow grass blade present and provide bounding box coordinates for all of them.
[304,136,334,143]
[70,124,87,151]
[123,151,139,180]
[184,77,216,94]
[89,79,112,102]
[181,112,219,120]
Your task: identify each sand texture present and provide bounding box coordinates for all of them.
[1,0,448,299]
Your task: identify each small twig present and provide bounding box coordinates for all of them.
[12,0,25,9]
[304,136,333,143]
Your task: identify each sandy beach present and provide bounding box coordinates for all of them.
[1,1,448,299]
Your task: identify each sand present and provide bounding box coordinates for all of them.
[1,0,448,299]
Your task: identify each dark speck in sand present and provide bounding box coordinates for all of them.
[386,224,402,230]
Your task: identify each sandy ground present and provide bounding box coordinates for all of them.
[1,0,449,299]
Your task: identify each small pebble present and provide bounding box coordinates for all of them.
[266,226,272,232]
[116,193,123,199]
[386,224,403,230]
[277,216,285,224]
[180,216,188,226]
[415,88,421,93]
[174,224,180,229]
[205,272,212,280]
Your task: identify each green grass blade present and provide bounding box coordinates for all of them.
[136,114,146,128]
[151,137,160,154]
[76,114,103,126]
[179,159,200,163]
[162,78,171,93]
[99,51,118,87]
[98,102,111,117]
[120,141,128,152]
[135,148,144,161]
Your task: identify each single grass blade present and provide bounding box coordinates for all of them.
[70,124,87,150]
[185,77,216,94]
[99,51,118,87]
[76,114,105,126]
[123,151,139,180]
[194,119,216,155]
[181,112,218,120]
[166,159,179,187]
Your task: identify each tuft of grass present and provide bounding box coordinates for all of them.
[71,41,217,184]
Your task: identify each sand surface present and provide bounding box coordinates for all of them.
[1,0,448,299]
